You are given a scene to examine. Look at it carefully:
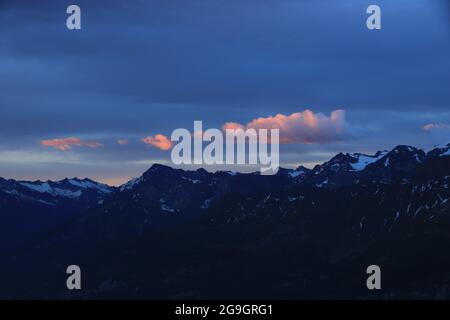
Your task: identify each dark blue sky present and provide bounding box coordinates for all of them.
[0,0,449,185]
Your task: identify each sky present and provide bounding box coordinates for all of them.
[0,0,449,185]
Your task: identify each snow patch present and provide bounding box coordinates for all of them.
[288,170,304,178]
[160,204,175,213]
[350,152,387,171]
[20,182,52,193]
[20,182,82,198]
[315,178,329,188]
[120,177,142,192]
[68,179,111,193]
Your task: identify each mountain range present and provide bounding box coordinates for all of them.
[0,177,113,253]
[0,143,449,298]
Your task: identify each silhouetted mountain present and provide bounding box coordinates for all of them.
[426,143,450,158]
[0,143,448,298]
[0,178,113,253]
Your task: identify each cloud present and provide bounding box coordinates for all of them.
[41,137,102,151]
[117,139,128,145]
[222,122,245,131]
[422,123,450,146]
[142,134,173,151]
[223,109,350,144]
[422,123,450,132]
[0,150,81,165]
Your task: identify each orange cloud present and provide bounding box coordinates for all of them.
[224,109,349,144]
[222,122,245,131]
[142,134,173,151]
[117,139,128,145]
[423,123,450,132]
[41,137,102,151]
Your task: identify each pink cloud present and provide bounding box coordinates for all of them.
[223,109,349,144]
[423,123,450,132]
[41,137,102,151]
[117,139,128,145]
[222,122,245,131]
[142,134,173,151]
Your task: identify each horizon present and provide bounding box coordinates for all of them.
[2,141,448,186]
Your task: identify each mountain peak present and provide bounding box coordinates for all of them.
[427,143,450,158]
[389,145,419,154]
[148,163,174,172]
[196,168,208,174]
[295,165,310,172]
[385,145,425,160]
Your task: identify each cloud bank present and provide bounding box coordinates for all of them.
[223,109,350,144]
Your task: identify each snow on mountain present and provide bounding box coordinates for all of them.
[19,182,82,198]
[18,178,113,198]
[161,204,176,213]
[66,178,112,193]
[362,145,426,173]
[119,177,143,192]
[288,171,304,178]
[19,182,53,194]
[0,177,115,254]
[427,143,450,158]
[350,151,388,171]
[284,166,310,180]
[315,178,329,188]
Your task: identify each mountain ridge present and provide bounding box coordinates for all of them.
[0,142,449,298]
[1,143,448,192]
